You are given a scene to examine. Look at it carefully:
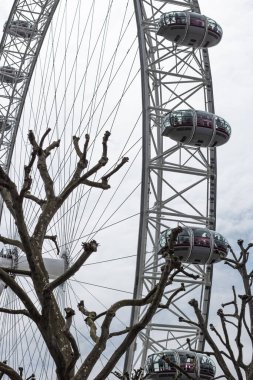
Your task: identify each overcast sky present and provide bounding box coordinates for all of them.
[197,1,253,376]
[200,0,253,242]
[200,0,253,315]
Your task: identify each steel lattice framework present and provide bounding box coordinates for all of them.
[125,0,217,371]
[0,0,60,215]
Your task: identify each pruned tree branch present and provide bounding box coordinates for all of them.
[222,286,238,316]
[76,228,184,380]
[39,128,51,149]
[0,128,133,379]
[72,135,89,180]
[159,282,185,308]
[109,327,130,339]
[44,240,98,293]
[28,130,56,199]
[44,235,60,255]
[78,301,99,343]
[82,179,110,190]
[187,299,237,380]
[0,307,30,318]
[63,308,80,377]
[0,362,22,380]
[209,323,232,358]
[0,267,40,322]
[0,167,19,221]
[0,235,23,251]
[101,157,129,185]
[24,193,46,208]
[186,338,224,358]
[0,188,16,219]
[112,368,143,380]
[217,314,243,375]
[180,238,253,380]
[44,140,60,157]
[60,131,128,204]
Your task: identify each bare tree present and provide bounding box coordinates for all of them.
[0,130,194,380]
[178,240,253,380]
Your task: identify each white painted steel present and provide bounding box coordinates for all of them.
[0,255,65,279]
[0,0,60,216]
[125,0,220,372]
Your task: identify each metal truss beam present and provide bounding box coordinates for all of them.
[0,0,60,217]
[125,0,217,371]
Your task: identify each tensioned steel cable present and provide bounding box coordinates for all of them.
[18,4,138,238]
[0,0,143,374]
[21,0,95,228]
[64,0,114,247]
[7,11,139,258]
[44,212,139,256]
[68,140,141,256]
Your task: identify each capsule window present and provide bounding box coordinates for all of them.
[214,233,228,253]
[197,111,213,128]
[161,12,186,26]
[171,111,183,126]
[159,353,177,372]
[198,354,216,375]
[163,113,172,128]
[158,15,166,28]
[160,228,171,248]
[164,13,176,25]
[176,230,190,246]
[151,353,173,372]
[174,12,186,25]
[185,356,196,372]
[190,15,205,28]
[215,117,231,136]
[224,122,231,135]
[215,116,225,130]
[181,110,193,125]
[192,228,210,247]
[207,17,222,35]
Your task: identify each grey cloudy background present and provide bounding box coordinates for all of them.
[200,1,253,375]
[202,0,253,308]
[202,0,253,242]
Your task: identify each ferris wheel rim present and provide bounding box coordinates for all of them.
[124,0,221,373]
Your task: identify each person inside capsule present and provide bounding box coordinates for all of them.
[177,230,191,246]
[185,356,196,372]
[190,14,205,28]
[207,18,222,36]
[162,12,186,26]
[193,228,210,247]
[162,354,177,372]
[213,233,228,254]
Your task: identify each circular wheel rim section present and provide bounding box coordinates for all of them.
[125,0,217,372]
[0,0,61,190]
[0,1,142,378]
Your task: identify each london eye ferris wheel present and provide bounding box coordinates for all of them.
[0,0,231,379]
